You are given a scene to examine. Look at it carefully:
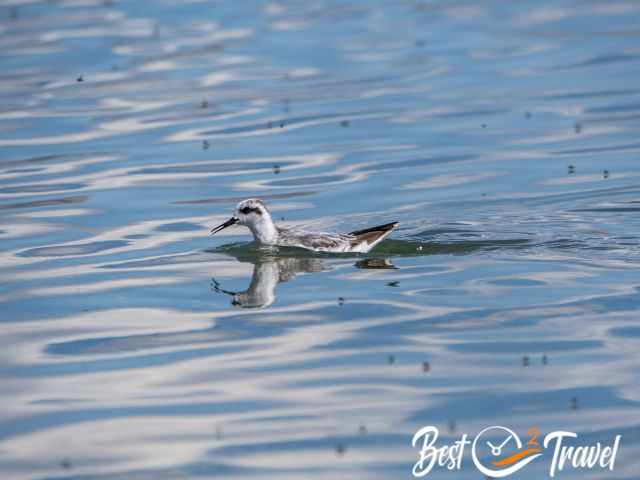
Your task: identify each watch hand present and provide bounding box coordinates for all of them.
[497,434,513,449]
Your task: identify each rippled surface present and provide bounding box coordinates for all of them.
[1,1,640,478]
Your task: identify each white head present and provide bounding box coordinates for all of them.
[210,198,278,244]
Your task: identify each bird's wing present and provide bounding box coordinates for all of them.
[348,221,398,250]
[277,228,350,251]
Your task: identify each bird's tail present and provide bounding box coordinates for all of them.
[348,221,398,252]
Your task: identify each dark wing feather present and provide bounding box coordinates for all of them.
[348,221,398,237]
[348,221,398,249]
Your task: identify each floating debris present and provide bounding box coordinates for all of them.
[448,420,457,433]
[422,361,430,373]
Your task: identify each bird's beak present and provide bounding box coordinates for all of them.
[210,217,239,235]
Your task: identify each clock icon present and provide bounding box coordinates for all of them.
[471,426,542,478]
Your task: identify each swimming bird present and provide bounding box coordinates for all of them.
[210,198,398,253]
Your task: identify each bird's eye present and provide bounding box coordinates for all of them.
[240,206,252,215]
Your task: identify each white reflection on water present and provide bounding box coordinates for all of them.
[403,171,505,190]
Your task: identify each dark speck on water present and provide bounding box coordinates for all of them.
[603,170,609,179]
[571,397,579,411]
[448,420,457,433]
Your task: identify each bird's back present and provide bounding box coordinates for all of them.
[276,227,353,252]
[275,221,398,253]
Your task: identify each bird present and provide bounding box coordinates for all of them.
[210,198,398,253]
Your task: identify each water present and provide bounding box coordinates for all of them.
[1,1,640,478]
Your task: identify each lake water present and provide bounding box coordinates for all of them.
[1,1,639,478]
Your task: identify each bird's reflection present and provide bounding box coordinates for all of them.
[212,253,396,308]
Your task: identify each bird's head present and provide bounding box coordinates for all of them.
[210,198,274,241]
